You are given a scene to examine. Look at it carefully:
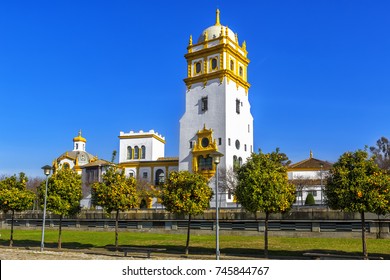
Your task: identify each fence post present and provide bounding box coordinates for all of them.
[312,222,320,232]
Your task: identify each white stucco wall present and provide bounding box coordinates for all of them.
[179,77,253,172]
[119,130,165,163]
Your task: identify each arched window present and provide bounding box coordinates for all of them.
[141,145,146,159]
[129,147,133,159]
[195,62,201,74]
[63,163,70,169]
[233,156,239,171]
[230,60,234,71]
[198,155,213,171]
[211,58,218,70]
[239,157,243,167]
[155,169,165,185]
[134,146,139,159]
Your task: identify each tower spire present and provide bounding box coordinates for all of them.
[215,9,221,26]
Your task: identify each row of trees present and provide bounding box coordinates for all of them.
[234,145,390,259]
[1,138,390,259]
[0,169,82,248]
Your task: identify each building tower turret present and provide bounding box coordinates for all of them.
[179,10,254,207]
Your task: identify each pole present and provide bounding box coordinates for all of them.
[40,174,49,252]
[320,165,323,205]
[215,164,220,260]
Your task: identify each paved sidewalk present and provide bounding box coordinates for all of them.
[0,246,269,260]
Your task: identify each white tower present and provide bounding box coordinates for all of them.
[73,130,86,152]
[179,10,253,207]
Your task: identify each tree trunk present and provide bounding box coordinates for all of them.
[185,214,191,255]
[361,211,368,259]
[264,212,269,259]
[10,210,14,247]
[377,214,382,239]
[58,215,63,249]
[115,210,119,251]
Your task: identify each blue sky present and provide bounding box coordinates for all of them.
[1,0,389,177]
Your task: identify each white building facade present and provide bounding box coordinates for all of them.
[179,10,253,207]
[288,151,332,206]
[118,130,178,208]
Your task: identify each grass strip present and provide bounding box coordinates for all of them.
[1,229,389,258]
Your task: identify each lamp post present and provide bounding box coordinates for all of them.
[40,165,52,252]
[211,151,224,260]
[320,164,323,205]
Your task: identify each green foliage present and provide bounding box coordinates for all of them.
[161,170,213,255]
[325,149,390,214]
[0,173,35,213]
[0,173,36,246]
[91,165,138,249]
[325,149,390,258]
[39,168,82,217]
[161,171,213,215]
[305,193,315,206]
[235,149,296,214]
[0,172,28,191]
[91,166,138,213]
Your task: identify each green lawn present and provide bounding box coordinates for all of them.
[1,229,389,259]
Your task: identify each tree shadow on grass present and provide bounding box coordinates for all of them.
[223,247,390,260]
[104,244,390,260]
[0,239,94,250]
[2,240,389,260]
[104,244,215,257]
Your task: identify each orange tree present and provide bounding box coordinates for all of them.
[161,171,213,255]
[325,149,390,259]
[91,165,138,249]
[38,168,82,249]
[235,149,295,258]
[0,173,35,246]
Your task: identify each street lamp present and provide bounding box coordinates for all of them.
[40,165,52,252]
[210,151,224,260]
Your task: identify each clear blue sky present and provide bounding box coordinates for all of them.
[1,0,389,177]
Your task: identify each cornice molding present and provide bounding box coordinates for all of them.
[184,70,250,92]
[119,134,166,144]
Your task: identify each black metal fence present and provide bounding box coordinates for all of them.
[1,209,389,238]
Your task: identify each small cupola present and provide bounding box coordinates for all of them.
[73,130,87,151]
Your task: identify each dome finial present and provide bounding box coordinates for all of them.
[215,9,221,26]
[310,150,313,159]
[73,130,87,143]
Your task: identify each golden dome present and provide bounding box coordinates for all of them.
[73,130,86,143]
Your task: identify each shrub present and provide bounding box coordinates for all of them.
[305,193,315,205]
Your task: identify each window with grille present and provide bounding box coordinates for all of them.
[236,99,240,114]
[201,96,208,112]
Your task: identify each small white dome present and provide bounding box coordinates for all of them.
[197,24,236,43]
